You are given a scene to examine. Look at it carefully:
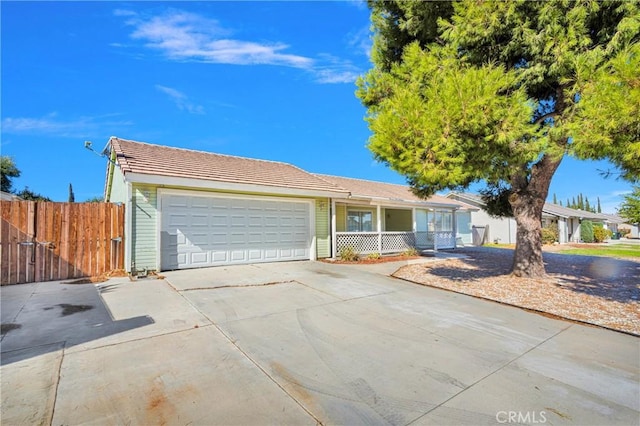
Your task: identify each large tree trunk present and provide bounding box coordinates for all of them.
[509,154,562,278]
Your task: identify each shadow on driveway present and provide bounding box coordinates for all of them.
[1,280,153,365]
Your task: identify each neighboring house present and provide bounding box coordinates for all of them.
[539,203,607,243]
[447,192,619,244]
[608,214,640,238]
[619,223,640,238]
[104,137,469,272]
[447,193,517,245]
[0,191,22,201]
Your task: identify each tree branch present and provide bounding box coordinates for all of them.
[534,111,558,125]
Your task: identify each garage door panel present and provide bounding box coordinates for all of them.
[191,252,209,265]
[264,249,278,260]
[231,216,248,227]
[247,232,263,244]
[161,193,311,270]
[167,195,188,208]
[230,250,247,261]
[191,214,209,227]
[190,232,209,246]
[212,251,228,262]
[248,250,263,260]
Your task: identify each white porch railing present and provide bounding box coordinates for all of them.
[336,231,455,255]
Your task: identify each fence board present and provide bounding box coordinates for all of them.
[0,201,125,285]
[1,202,11,284]
[69,204,78,278]
[59,203,69,279]
[9,202,19,284]
[52,204,62,281]
[26,202,35,283]
[104,206,111,274]
[46,202,55,282]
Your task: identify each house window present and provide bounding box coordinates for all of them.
[428,210,453,231]
[347,210,373,232]
[440,211,453,232]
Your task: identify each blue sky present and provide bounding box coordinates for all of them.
[1,1,633,213]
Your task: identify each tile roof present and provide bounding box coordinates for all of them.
[315,174,473,209]
[110,137,349,195]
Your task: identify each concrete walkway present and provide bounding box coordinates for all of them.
[1,260,638,425]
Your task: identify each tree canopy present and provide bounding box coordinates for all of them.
[618,186,640,224]
[357,0,640,277]
[1,156,21,193]
[15,187,52,202]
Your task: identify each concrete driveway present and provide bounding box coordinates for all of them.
[1,260,638,425]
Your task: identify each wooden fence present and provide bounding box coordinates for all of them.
[0,201,125,285]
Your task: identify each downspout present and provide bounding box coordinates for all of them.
[124,182,133,273]
[432,209,438,253]
[104,149,116,202]
[452,208,458,248]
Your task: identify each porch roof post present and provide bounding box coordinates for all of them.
[412,208,417,232]
[331,199,337,258]
[432,209,438,253]
[452,208,458,248]
[377,204,382,253]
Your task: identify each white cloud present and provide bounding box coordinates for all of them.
[116,8,363,84]
[113,9,138,17]
[1,113,132,137]
[312,54,362,84]
[346,0,368,10]
[346,25,372,58]
[124,9,312,68]
[611,190,632,197]
[155,85,205,114]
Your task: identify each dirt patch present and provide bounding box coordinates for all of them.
[0,323,22,335]
[62,269,129,284]
[323,254,422,265]
[393,247,640,335]
[57,304,94,316]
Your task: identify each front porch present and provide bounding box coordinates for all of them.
[331,202,457,257]
[335,230,456,255]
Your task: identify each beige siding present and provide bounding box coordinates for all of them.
[131,184,158,271]
[336,204,346,232]
[384,208,412,231]
[315,198,330,258]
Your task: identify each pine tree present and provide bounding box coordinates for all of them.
[597,197,602,213]
[559,200,563,206]
[552,193,557,204]
[358,0,640,277]
[566,198,570,208]
[572,197,577,209]
[68,183,75,203]
[585,197,591,212]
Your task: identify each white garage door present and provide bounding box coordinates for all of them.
[160,192,312,270]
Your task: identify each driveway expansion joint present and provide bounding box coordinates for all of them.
[211,322,325,425]
[406,323,574,425]
[178,280,296,292]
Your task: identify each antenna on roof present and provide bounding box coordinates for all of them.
[84,141,116,165]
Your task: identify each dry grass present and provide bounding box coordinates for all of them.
[393,247,640,335]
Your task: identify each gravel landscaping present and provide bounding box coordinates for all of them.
[394,246,640,335]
